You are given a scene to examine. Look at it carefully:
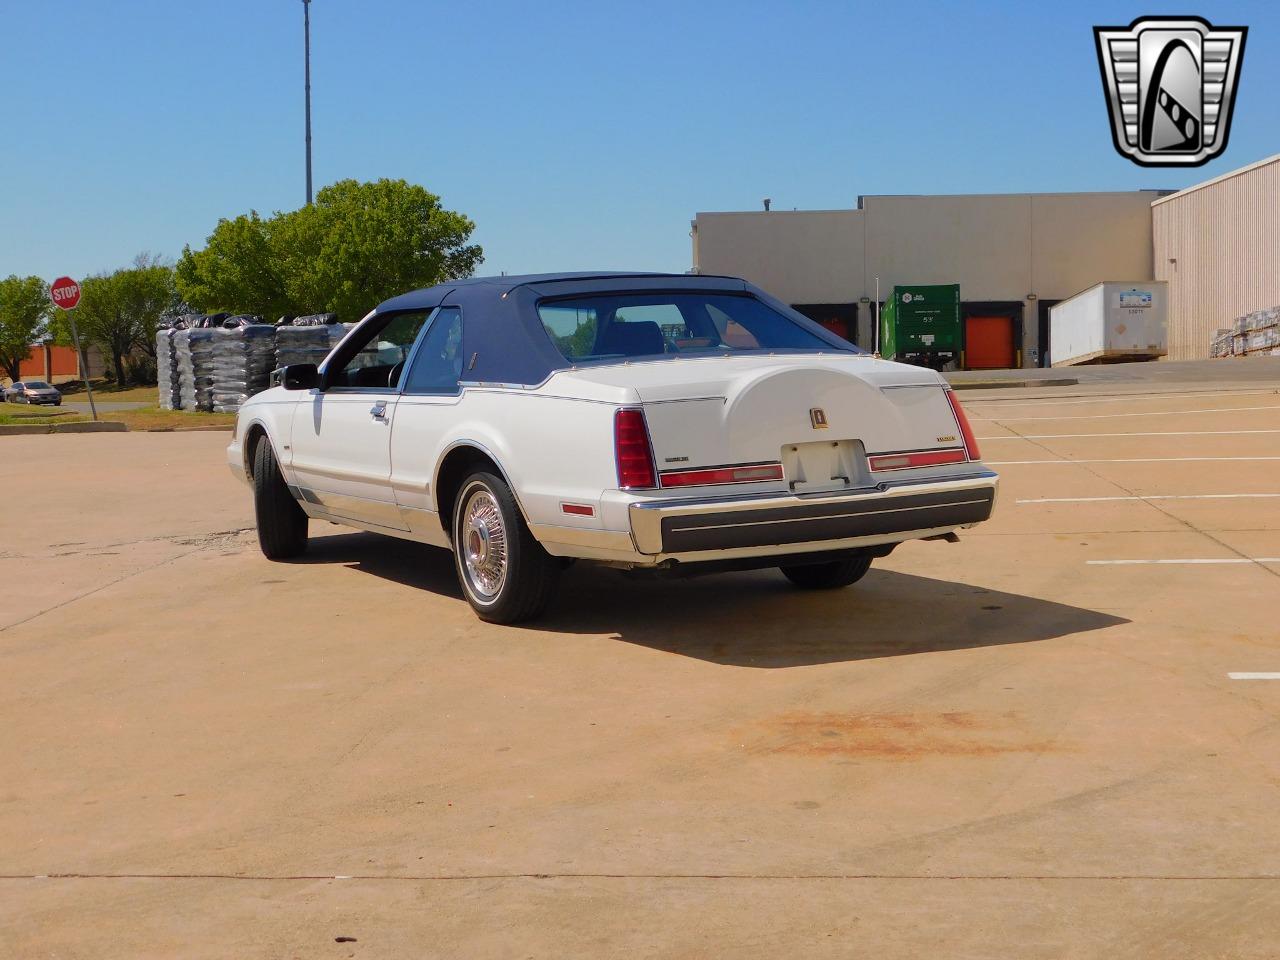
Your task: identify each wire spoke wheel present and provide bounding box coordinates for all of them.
[461,487,508,600]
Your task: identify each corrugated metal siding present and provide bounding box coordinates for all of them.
[1154,157,1280,359]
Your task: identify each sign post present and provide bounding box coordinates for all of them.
[49,276,97,421]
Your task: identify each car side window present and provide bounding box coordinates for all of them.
[402,307,464,394]
[326,310,431,390]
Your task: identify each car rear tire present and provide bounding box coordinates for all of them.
[779,554,873,589]
[452,471,559,624]
[253,436,308,559]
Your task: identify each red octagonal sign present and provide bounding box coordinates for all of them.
[50,276,81,310]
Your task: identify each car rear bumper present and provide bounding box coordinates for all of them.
[627,471,997,556]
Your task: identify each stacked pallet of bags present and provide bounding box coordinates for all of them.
[1214,306,1280,358]
[155,322,180,410]
[275,313,349,373]
[176,326,218,411]
[211,317,276,413]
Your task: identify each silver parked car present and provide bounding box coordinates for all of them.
[5,380,62,405]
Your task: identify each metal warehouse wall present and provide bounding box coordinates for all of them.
[1153,154,1280,360]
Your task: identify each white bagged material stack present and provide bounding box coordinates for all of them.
[211,324,277,413]
[1217,304,1280,358]
[176,328,217,411]
[156,327,180,409]
[275,319,351,372]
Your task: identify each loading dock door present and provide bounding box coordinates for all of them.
[791,303,859,346]
[965,315,1017,369]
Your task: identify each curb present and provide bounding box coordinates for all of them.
[139,425,235,433]
[0,421,128,436]
[949,378,1079,391]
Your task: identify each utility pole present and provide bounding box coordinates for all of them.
[874,275,881,355]
[303,0,313,205]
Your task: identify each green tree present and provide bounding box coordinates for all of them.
[0,275,49,382]
[175,211,289,319]
[54,255,175,384]
[175,179,483,321]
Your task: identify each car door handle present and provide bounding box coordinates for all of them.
[370,401,388,420]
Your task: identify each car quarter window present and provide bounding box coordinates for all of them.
[326,310,431,390]
[401,307,464,394]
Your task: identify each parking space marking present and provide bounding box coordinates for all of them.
[1018,494,1280,504]
[966,389,1280,407]
[973,404,1280,422]
[1086,558,1280,566]
[977,429,1280,440]
[993,463,1280,471]
[1228,673,1280,680]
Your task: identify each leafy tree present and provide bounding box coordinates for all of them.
[53,255,175,384]
[175,211,289,319]
[175,179,483,321]
[0,275,49,382]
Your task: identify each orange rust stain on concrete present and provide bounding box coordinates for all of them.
[754,711,1063,761]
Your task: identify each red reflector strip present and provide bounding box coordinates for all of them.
[659,463,784,488]
[868,449,967,472]
[560,502,595,517]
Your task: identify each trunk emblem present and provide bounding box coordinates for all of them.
[810,408,828,429]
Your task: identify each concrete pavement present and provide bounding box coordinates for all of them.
[3,368,1280,958]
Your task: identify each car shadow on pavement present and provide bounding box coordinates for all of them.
[537,565,1130,668]
[293,531,1129,669]
[287,530,464,599]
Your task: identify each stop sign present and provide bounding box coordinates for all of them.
[50,276,82,310]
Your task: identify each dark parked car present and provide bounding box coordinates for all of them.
[5,381,62,405]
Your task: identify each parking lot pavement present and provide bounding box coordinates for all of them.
[4,371,1280,958]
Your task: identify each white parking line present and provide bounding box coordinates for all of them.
[1228,673,1280,680]
[1018,493,1280,504]
[966,389,1280,407]
[989,457,1280,465]
[978,429,1280,440]
[1087,558,1280,565]
[973,404,1280,422]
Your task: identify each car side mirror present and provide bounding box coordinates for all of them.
[281,363,318,390]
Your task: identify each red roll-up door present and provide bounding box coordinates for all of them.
[965,315,1016,370]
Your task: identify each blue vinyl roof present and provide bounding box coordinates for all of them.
[371,272,855,386]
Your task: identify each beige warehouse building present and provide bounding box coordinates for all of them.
[692,191,1164,367]
[1154,154,1280,360]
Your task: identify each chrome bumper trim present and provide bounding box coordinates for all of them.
[628,471,998,555]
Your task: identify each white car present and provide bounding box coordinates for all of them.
[228,273,997,623]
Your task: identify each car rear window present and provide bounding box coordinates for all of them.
[537,293,847,364]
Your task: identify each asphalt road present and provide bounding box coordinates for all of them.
[4,363,1280,958]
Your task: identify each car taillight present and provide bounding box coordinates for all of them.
[945,389,980,461]
[659,463,784,488]
[614,408,656,489]
[868,449,968,472]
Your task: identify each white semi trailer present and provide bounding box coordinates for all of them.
[1050,281,1168,367]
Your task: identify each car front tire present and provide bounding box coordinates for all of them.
[779,554,873,589]
[252,436,309,559]
[452,471,559,624]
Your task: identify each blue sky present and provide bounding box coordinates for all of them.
[2,1,1276,283]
